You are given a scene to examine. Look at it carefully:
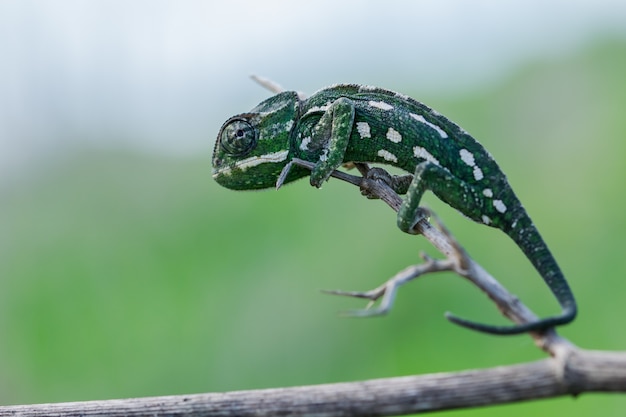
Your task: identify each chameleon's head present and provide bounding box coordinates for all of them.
[212,91,301,190]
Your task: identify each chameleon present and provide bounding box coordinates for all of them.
[211,84,577,335]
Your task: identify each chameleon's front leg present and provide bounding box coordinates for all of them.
[398,161,484,234]
[309,98,356,188]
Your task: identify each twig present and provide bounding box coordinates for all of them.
[250,74,307,100]
[250,74,285,94]
[323,255,454,315]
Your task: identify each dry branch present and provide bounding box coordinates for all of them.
[3,160,625,416]
[2,349,626,417]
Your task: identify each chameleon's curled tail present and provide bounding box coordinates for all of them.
[446,215,577,335]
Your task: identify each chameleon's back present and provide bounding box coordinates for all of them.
[300,85,500,180]
[295,85,520,230]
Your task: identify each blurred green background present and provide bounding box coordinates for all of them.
[2,2,626,416]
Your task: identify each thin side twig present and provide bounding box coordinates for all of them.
[323,255,455,316]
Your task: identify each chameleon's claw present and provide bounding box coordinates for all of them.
[360,167,413,199]
[309,175,324,189]
[360,167,393,199]
[309,164,334,188]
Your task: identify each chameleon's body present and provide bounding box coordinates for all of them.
[212,84,577,335]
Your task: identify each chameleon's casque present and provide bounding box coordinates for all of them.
[212,84,577,335]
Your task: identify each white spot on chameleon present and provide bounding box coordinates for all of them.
[482,215,491,225]
[356,122,371,139]
[213,150,290,177]
[413,146,440,166]
[459,149,485,181]
[377,149,398,163]
[473,166,484,181]
[299,137,311,151]
[369,100,394,111]
[493,199,507,213]
[304,103,331,116]
[459,149,475,166]
[386,127,402,143]
[482,188,493,198]
[409,113,448,138]
[319,148,329,162]
[359,85,377,92]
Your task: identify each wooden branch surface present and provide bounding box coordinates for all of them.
[2,349,626,417]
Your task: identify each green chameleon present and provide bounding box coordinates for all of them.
[211,84,577,335]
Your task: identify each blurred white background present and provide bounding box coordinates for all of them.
[1,0,625,186]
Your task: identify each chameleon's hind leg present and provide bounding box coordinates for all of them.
[359,167,413,199]
[398,161,484,234]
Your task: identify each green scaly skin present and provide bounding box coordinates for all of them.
[212,84,577,335]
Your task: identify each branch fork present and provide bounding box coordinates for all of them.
[323,254,456,317]
[285,158,569,353]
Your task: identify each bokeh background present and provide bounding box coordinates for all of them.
[2,1,626,415]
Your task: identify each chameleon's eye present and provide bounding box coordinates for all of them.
[219,119,257,156]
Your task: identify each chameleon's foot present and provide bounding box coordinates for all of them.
[359,167,413,199]
[359,167,393,199]
[309,167,330,188]
[397,206,431,235]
